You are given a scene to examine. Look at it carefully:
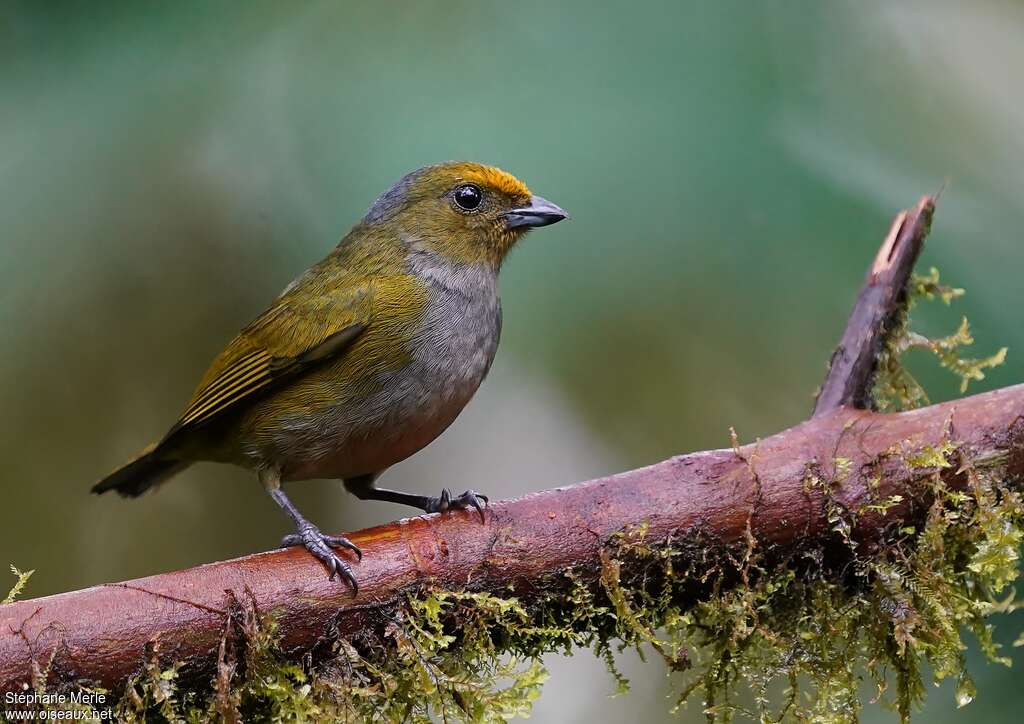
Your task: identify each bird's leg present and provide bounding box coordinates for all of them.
[344,473,488,523]
[260,467,361,592]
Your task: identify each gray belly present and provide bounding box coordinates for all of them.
[274,262,502,481]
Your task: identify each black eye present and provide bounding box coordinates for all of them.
[452,184,483,211]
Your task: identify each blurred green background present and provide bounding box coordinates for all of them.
[2,1,1022,721]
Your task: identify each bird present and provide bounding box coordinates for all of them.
[91,161,568,592]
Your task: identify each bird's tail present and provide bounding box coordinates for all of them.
[91,443,191,498]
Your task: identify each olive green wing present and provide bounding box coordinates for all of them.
[163,284,373,439]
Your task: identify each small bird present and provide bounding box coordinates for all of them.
[92,161,567,591]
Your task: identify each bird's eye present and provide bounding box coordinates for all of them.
[452,184,483,212]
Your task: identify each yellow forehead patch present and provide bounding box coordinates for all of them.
[454,164,531,199]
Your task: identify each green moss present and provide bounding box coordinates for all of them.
[873,267,1007,411]
[3,565,33,605]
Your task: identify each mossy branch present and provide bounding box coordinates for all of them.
[1,196,1021,722]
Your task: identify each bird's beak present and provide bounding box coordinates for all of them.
[502,195,569,230]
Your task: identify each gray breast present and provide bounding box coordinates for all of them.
[337,249,502,445]
[405,248,503,407]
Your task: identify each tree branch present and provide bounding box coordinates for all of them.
[813,195,934,416]
[3,196,1020,699]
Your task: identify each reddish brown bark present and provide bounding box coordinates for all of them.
[813,196,934,415]
[5,195,1020,696]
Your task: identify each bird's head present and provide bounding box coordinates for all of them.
[361,161,568,268]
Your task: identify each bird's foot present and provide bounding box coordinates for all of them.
[280,524,362,593]
[424,488,489,523]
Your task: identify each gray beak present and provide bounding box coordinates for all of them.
[503,195,569,230]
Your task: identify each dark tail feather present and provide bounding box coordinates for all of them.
[91,445,191,498]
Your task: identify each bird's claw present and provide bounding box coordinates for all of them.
[425,488,489,523]
[281,531,363,560]
[280,524,361,594]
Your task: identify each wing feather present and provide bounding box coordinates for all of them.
[178,349,274,427]
[164,282,372,438]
